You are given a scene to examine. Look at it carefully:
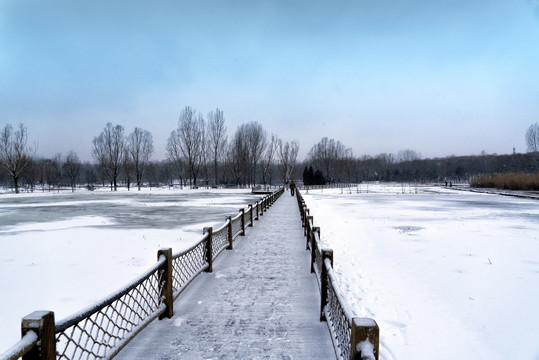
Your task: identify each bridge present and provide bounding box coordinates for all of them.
[116,192,334,359]
[2,187,379,360]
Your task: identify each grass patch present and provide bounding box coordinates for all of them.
[470,173,539,191]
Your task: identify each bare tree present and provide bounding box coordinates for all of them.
[245,122,267,185]
[228,127,249,186]
[123,147,134,190]
[171,106,205,187]
[92,123,125,191]
[44,154,62,191]
[261,134,278,188]
[278,139,300,183]
[526,123,539,153]
[200,120,212,187]
[397,149,421,163]
[128,127,154,190]
[63,150,81,192]
[308,137,347,183]
[0,123,36,193]
[207,108,227,186]
[166,129,185,188]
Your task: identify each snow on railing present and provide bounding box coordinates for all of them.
[296,189,380,360]
[2,187,284,360]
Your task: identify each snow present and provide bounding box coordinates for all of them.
[2,184,539,359]
[0,187,257,353]
[302,184,539,360]
[357,339,375,360]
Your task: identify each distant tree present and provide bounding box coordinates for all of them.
[44,154,62,191]
[200,120,211,187]
[82,162,97,189]
[0,123,36,193]
[122,147,134,190]
[397,149,421,163]
[308,137,348,183]
[314,169,325,185]
[127,127,154,190]
[261,134,278,187]
[303,165,325,185]
[92,123,125,191]
[278,139,299,183]
[228,126,249,186]
[23,157,38,192]
[207,108,227,185]
[166,130,185,188]
[526,123,539,153]
[245,122,267,185]
[170,106,204,187]
[63,151,81,192]
[303,166,309,184]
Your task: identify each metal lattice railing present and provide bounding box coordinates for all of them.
[325,258,353,360]
[212,221,230,259]
[55,260,166,360]
[230,212,243,239]
[171,241,208,300]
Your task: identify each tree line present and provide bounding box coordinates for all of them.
[1,118,538,193]
[0,106,300,193]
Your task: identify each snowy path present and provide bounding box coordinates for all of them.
[116,193,335,359]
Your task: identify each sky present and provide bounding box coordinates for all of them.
[1,0,539,162]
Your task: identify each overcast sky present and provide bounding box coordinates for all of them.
[1,0,539,162]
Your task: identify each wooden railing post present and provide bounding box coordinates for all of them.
[158,248,173,319]
[311,227,320,272]
[351,318,380,360]
[248,204,254,227]
[320,249,333,322]
[226,216,233,250]
[21,311,56,360]
[255,201,260,221]
[305,215,313,238]
[203,227,213,273]
[239,208,245,235]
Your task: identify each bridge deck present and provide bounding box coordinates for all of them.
[116,192,335,359]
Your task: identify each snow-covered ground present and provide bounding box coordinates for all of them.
[302,184,539,360]
[0,187,258,353]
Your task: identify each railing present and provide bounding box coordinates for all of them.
[1,187,285,360]
[295,189,380,360]
[299,183,356,192]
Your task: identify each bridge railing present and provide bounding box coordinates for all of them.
[295,188,380,360]
[1,187,284,360]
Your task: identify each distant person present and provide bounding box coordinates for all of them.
[290,180,296,196]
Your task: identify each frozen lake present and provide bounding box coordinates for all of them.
[302,184,539,360]
[0,187,260,352]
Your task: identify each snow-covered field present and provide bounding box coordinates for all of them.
[0,187,258,353]
[302,184,539,360]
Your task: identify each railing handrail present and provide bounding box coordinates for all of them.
[0,330,38,360]
[3,187,285,360]
[325,258,355,322]
[213,218,229,234]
